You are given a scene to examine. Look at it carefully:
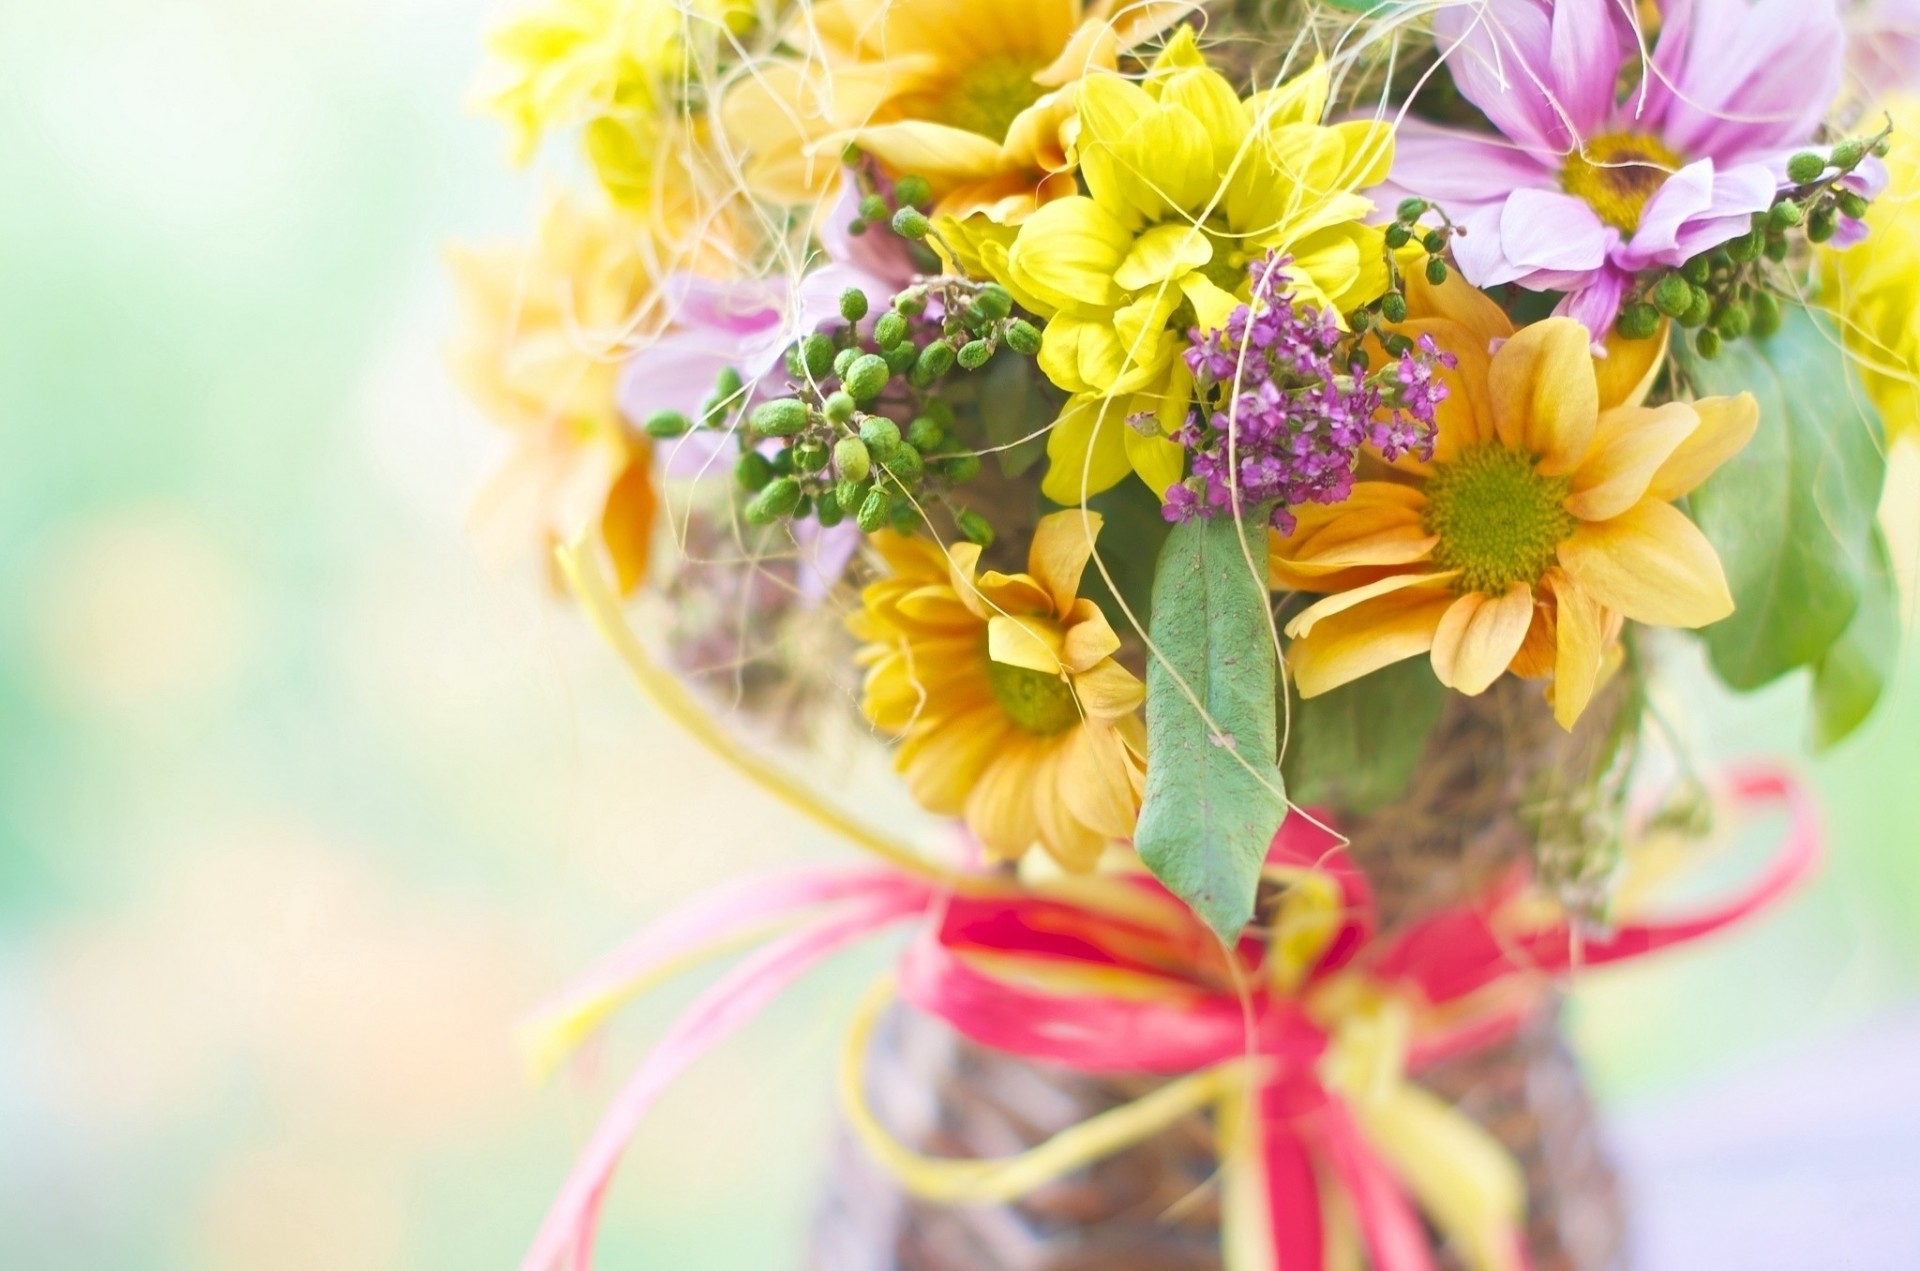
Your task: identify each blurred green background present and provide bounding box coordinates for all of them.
[1,1,1917,1266]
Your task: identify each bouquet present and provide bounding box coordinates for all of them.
[450,1,1918,1266]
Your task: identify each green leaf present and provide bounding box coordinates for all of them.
[1811,529,1901,750]
[1135,516,1287,940]
[1684,309,1885,689]
[955,353,1055,478]
[1316,0,1408,13]
[1281,657,1447,814]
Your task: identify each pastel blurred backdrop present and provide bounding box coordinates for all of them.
[1,1,1917,1267]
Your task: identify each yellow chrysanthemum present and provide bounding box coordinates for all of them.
[477,0,748,210]
[850,511,1147,871]
[1822,95,1920,443]
[447,193,661,591]
[720,0,1191,217]
[1274,275,1757,729]
[976,27,1394,504]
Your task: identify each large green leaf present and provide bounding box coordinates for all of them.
[1135,516,1287,940]
[1281,657,1447,814]
[1685,310,1886,690]
[1811,529,1901,751]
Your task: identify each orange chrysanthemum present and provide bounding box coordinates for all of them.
[850,511,1147,870]
[1274,275,1758,728]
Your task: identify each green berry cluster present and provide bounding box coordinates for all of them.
[1615,125,1892,357]
[1366,198,1457,327]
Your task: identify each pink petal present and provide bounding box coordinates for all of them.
[1433,0,1629,154]
[1655,0,1845,160]
[1380,117,1559,211]
[1616,159,1773,270]
[1552,265,1632,346]
[815,176,919,290]
[1499,188,1612,274]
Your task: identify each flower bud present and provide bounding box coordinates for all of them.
[956,509,994,547]
[906,415,945,453]
[896,293,928,317]
[1786,151,1826,184]
[893,175,932,208]
[1420,230,1446,254]
[1395,197,1428,223]
[914,341,955,379]
[1678,288,1714,329]
[834,435,872,483]
[858,194,889,222]
[735,451,773,491]
[873,311,909,349]
[1681,255,1713,286]
[883,342,918,375]
[859,415,902,464]
[750,397,810,437]
[839,288,869,322]
[886,442,924,483]
[814,495,845,528]
[643,410,690,438]
[1830,138,1868,170]
[1768,200,1805,230]
[891,207,930,239]
[800,332,836,380]
[1616,303,1661,341]
[1838,189,1870,220]
[836,477,870,513]
[1751,291,1783,338]
[823,391,856,424]
[1807,205,1838,243]
[1424,257,1448,285]
[855,488,890,533]
[973,284,1013,321]
[1384,224,1412,249]
[833,347,859,378]
[745,477,801,525]
[1763,233,1790,262]
[842,353,892,402]
[1694,328,1722,359]
[1005,318,1042,355]
[1381,292,1408,323]
[1714,303,1750,339]
[1651,272,1695,317]
[1728,230,1764,263]
[957,339,993,370]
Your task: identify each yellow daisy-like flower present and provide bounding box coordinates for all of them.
[1274,274,1758,729]
[447,192,661,591]
[980,26,1394,504]
[850,511,1147,871]
[721,0,1191,220]
[1822,94,1920,443]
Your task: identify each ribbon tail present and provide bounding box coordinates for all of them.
[1354,1082,1526,1271]
[1257,1085,1326,1271]
[1318,1100,1435,1271]
[521,893,923,1271]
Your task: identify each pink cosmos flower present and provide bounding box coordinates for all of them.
[1387,0,1847,337]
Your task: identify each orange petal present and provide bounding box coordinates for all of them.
[1430,583,1533,695]
[1033,742,1109,872]
[1558,501,1733,628]
[1401,269,1515,349]
[1028,508,1103,613]
[1594,321,1669,412]
[897,705,1011,815]
[1058,723,1143,842]
[987,614,1067,674]
[1489,318,1598,474]
[1566,401,1699,522]
[599,454,656,596]
[1286,587,1455,698]
[1644,392,1760,502]
[1547,570,1606,730]
[1061,599,1123,671]
[1284,571,1457,638]
[1072,658,1146,720]
[965,741,1045,862]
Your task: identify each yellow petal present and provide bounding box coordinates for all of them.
[1114,223,1214,290]
[1245,57,1329,128]
[1155,67,1249,164]
[599,453,656,595]
[1595,321,1669,411]
[1489,318,1599,473]
[1034,743,1110,872]
[1429,583,1533,695]
[1330,119,1395,190]
[1284,571,1458,638]
[1644,392,1759,502]
[1400,270,1514,348]
[1006,197,1132,314]
[1041,394,1134,502]
[988,614,1067,674]
[850,121,1006,181]
[1028,508,1103,613]
[1061,599,1123,671]
[1124,427,1186,496]
[1178,272,1243,335]
[1546,570,1605,730]
[1106,107,1217,220]
[897,705,1011,814]
[1075,71,1156,153]
[1058,723,1142,841]
[1287,587,1455,698]
[1072,658,1147,720]
[1566,401,1699,522]
[966,742,1045,861]
[1558,500,1733,628]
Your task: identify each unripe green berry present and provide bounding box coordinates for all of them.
[1424,257,1448,285]
[889,497,919,536]
[885,442,924,483]
[735,451,773,491]
[858,193,889,222]
[883,342,918,375]
[943,452,983,484]
[1786,151,1826,184]
[1694,328,1722,359]
[1838,189,1870,220]
[1678,289,1714,329]
[1005,318,1042,355]
[793,439,830,473]
[1769,200,1806,230]
[769,446,794,475]
[750,397,810,437]
[873,311,909,349]
[974,284,1013,321]
[1651,272,1695,317]
[823,390,856,424]
[1681,255,1713,286]
[746,477,801,524]
[906,415,945,453]
[896,293,927,317]
[1831,138,1868,169]
[793,492,814,519]
[957,339,993,370]
[915,341,954,379]
[1715,303,1751,339]
[956,509,994,548]
[836,477,871,514]
[800,332,836,380]
[859,415,902,463]
[814,495,845,528]
[1349,307,1372,333]
[1420,230,1447,255]
[838,288,869,322]
[1616,302,1661,341]
[1395,197,1428,223]
[891,207,930,239]
[855,488,890,533]
[1384,223,1412,249]
[893,175,932,208]
[842,353,892,402]
[1807,205,1838,242]
[1380,292,1408,323]
[833,347,859,378]
[834,435,872,483]
[1751,292,1783,338]
[1728,230,1764,263]
[643,409,691,439]
[1875,136,1893,158]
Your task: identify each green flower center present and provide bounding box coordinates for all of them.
[1560,131,1685,234]
[987,659,1082,736]
[1421,443,1575,593]
[932,55,1049,141]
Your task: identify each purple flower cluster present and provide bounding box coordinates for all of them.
[1161,258,1452,534]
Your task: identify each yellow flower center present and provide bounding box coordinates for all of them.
[1421,443,1575,593]
[987,659,1082,735]
[929,54,1049,141]
[1560,132,1685,233]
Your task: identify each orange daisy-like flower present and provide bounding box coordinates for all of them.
[850,511,1147,871]
[1274,275,1759,728]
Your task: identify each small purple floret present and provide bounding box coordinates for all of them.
[1160,254,1453,532]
